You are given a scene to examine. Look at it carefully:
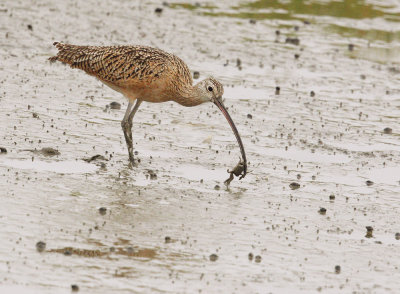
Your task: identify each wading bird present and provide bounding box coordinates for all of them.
[49,42,247,179]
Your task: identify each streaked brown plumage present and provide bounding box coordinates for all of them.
[49,42,247,179]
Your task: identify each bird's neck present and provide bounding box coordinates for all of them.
[175,84,206,107]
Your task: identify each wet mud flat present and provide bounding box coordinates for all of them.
[1,0,400,293]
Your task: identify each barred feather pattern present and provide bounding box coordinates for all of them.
[49,42,193,102]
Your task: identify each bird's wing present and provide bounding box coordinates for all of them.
[49,43,170,88]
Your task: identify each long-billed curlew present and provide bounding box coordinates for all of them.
[49,42,247,179]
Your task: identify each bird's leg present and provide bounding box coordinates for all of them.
[121,99,142,168]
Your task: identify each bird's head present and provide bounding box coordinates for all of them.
[195,77,224,104]
[195,77,247,179]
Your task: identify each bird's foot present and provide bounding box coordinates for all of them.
[128,156,139,169]
[126,145,139,169]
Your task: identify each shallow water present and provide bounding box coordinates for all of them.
[1,0,400,293]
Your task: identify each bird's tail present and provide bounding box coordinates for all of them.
[48,42,96,72]
[49,42,76,65]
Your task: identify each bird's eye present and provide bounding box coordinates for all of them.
[207,86,213,92]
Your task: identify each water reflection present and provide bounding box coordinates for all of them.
[172,0,400,22]
[327,24,400,43]
[241,0,399,20]
[171,0,400,62]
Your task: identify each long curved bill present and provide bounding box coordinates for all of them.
[214,97,247,179]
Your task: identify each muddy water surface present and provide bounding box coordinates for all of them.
[1,0,400,293]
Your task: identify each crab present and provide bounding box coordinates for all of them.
[224,159,246,186]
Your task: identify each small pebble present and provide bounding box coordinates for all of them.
[275,86,280,95]
[155,7,163,14]
[64,249,72,256]
[319,207,327,215]
[148,170,157,180]
[383,127,392,134]
[310,91,315,97]
[247,114,252,119]
[32,112,39,118]
[0,147,7,153]
[294,54,300,59]
[214,185,220,190]
[365,226,373,238]
[84,154,107,163]
[254,255,262,263]
[395,233,400,240]
[109,102,121,110]
[209,254,218,262]
[165,236,172,243]
[329,194,335,200]
[248,253,253,261]
[41,147,60,156]
[71,284,79,292]
[348,44,354,51]
[249,19,256,24]
[289,182,300,190]
[193,71,200,79]
[285,37,300,46]
[27,24,33,31]
[98,207,107,215]
[36,241,46,252]
[366,180,374,186]
[335,265,341,274]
